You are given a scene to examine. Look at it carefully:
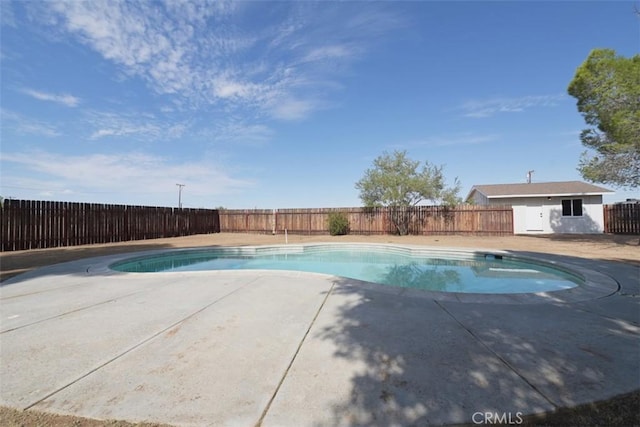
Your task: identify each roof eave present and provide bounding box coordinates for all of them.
[464,188,479,202]
[486,191,613,199]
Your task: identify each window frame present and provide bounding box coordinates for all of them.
[561,198,583,217]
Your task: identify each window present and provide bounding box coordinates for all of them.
[562,199,583,216]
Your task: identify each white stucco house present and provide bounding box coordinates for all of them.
[465,181,614,234]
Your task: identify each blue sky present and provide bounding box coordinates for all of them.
[1,1,638,209]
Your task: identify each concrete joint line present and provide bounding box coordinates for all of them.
[22,282,253,411]
[434,300,559,410]
[255,281,336,427]
[571,272,639,327]
[0,282,89,300]
[0,290,145,334]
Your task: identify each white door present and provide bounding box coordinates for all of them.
[526,206,544,231]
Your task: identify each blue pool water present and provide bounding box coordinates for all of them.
[111,246,582,294]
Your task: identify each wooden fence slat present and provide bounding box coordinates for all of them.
[0,199,221,252]
[0,199,6,251]
[604,203,639,234]
[10,200,15,250]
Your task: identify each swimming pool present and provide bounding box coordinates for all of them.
[110,244,582,294]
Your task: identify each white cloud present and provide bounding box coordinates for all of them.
[0,150,253,204]
[167,123,189,139]
[46,1,211,95]
[37,1,403,121]
[270,98,316,121]
[459,94,567,118]
[89,124,160,140]
[207,120,274,146]
[1,109,61,137]
[21,88,81,107]
[390,133,499,150]
[413,134,499,147]
[0,1,16,27]
[212,76,262,100]
[0,0,17,28]
[86,110,190,141]
[302,45,355,63]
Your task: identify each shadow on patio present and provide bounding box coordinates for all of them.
[305,272,639,426]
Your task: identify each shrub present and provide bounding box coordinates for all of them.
[328,212,350,236]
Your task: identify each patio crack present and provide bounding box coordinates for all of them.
[255,281,336,427]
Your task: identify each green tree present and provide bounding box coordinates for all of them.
[567,48,640,188]
[355,150,461,235]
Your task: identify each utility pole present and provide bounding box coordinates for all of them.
[176,183,185,209]
[526,170,535,184]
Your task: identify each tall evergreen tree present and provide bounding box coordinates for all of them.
[568,48,640,188]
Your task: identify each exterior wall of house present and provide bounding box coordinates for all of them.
[469,191,489,205]
[486,195,605,234]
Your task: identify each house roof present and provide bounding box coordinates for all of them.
[466,181,614,201]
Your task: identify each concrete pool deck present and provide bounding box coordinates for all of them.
[1,239,639,426]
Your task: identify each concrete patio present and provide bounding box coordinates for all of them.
[1,246,638,426]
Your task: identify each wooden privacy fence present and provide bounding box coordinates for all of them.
[219,205,513,236]
[1,199,220,251]
[604,203,640,234]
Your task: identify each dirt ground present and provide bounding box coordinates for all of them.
[1,232,638,426]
